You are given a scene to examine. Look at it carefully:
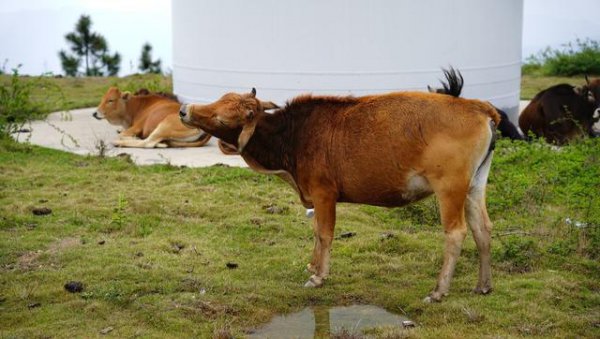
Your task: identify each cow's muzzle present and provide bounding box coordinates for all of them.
[179,104,188,120]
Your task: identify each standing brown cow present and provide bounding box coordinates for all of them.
[180,89,499,302]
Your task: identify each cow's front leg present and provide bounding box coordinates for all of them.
[118,125,142,140]
[304,194,336,288]
[307,217,320,274]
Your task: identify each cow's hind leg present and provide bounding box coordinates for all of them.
[113,127,168,148]
[304,193,336,288]
[425,186,468,303]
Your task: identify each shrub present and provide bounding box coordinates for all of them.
[523,38,600,76]
[0,66,64,137]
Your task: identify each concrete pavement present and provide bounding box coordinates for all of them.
[12,107,248,167]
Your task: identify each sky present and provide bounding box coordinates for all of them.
[0,0,599,76]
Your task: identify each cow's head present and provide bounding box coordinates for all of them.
[585,76,600,124]
[179,88,279,152]
[93,87,132,127]
[574,76,600,134]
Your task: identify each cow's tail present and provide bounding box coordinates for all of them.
[433,67,464,98]
[472,118,497,190]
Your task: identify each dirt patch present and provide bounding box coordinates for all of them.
[16,237,81,270]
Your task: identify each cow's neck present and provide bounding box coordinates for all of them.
[124,97,152,127]
[241,113,296,178]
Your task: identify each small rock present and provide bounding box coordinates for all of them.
[265,205,284,214]
[64,281,84,293]
[338,231,356,239]
[380,232,395,240]
[27,302,41,309]
[98,240,106,245]
[100,327,114,335]
[402,320,415,328]
[226,262,238,269]
[171,243,185,253]
[32,207,52,216]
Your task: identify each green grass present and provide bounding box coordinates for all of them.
[520,74,589,100]
[0,135,598,338]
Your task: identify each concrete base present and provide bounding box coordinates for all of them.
[12,107,248,168]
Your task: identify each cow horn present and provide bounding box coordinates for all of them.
[585,74,590,85]
[250,87,257,98]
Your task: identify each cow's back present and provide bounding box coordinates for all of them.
[138,98,181,138]
[295,92,497,206]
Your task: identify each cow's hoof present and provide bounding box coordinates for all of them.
[304,275,323,288]
[423,292,443,303]
[306,263,317,274]
[473,286,493,295]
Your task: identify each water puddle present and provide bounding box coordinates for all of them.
[248,304,411,338]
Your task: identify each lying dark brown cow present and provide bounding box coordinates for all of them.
[428,67,525,140]
[519,77,600,144]
[180,88,500,302]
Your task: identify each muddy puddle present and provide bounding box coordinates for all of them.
[248,304,411,338]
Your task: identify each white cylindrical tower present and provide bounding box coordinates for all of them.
[173,0,523,120]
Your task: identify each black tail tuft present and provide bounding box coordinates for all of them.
[438,67,464,98]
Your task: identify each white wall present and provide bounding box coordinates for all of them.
[173,0,523,119]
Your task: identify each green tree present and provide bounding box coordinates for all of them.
[58,14,121,76]
[138,43,162,74]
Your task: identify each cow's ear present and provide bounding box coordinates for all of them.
[121,91,131,100]
[238,117,258,153]
[261,101,279,111]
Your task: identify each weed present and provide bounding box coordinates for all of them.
[496,235,539,273]
[93,139,107,157]
[109,193,128,231]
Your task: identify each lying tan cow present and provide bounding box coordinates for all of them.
[180,88,499,302]
[93,87,211,148]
